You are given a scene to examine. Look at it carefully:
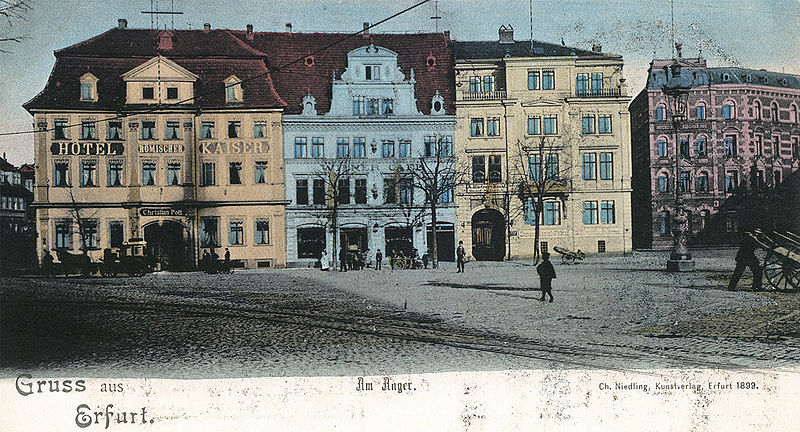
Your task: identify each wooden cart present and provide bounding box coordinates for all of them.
[553,246,585,265]
[749,229,800,292]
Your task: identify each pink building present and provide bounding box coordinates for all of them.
[631,56,800,249]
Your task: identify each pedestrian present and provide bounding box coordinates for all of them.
[456,241,466,273]
[728,233,762,291]
[537,252,556,302]
[224,248,231,265]
[375,249,383,270]
[201,249,211,271]
[390,249,396,270]
[319,250,330,271]
[422,251,429,269]
[41,250,55,277]
[340,244,348,272]
[361,248,369,270]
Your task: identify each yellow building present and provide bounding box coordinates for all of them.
[454,26,632,260]
[24,23,287,269]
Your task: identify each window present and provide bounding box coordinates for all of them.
[228,121,240,138]
[598,115,612,134]
[582,153,596,180]
[440,136,453,157]
[542,70,555,89]
[773,135,780,156]
[365,65,381,80]
[656,104,666,121]
[470,118,484,136]
[228,162,242,184]
[597,240,606,253]
[228,221,244,245]
[225,77,242,102]
[254,220,270,244]
[109,222,123,248]
[696,137,707,157]
[771,103,780,122]
[54,161,69,187]
[696,172,709,192]
[381,140,394,158]
[725,171,738,193]
[527,70,539,90]
[81,221,98,250]
[296,179,309,205]
[581,115,595,135]
[199,217,219,247]
[544,201,560,225]
[294,137,307,158]
[142,87,154,100]
[576,74,589,94]
[483,76,494,92]
[352,96,364,115]
[79,160,96,186]
[383,178,396,204]
[792,105,799,123]
[679,172,690,192]
[200,122,214,139]
[469,77,481,93]
[140,121,155,140]
[54,120,67,140]
[543,116,557,135]
[438,179,453,203]
[254,123,266,138]
[254,161,267,184]
[591,73,603,93]
[399,178,413,204]
[107,121,123,140]
[55,223,71,249]
[545,155,559,180]
[528,155,541,181]
[754,134,763,156]
[488,155,502,183]
[424,136,436,157]
[658,211,670,236]
[336,138,349,158]
[355,178,367,204]
[723,135,737,157]
[81,122,96,140]
[527,116,541,135]
[399,140,411,158]
[722,103,735,119]
[381,99,394,116]
[297,227,325,259]
[166,87,178,100]
[141,161,156,186]
[167,162,181,185]
[80,82,94,101]
[311,137,324,158]
[313,179,325,205]
[472,156,485,183]
[658,175,669,193]
[201,162,215,186]
[582,201,598,225]
[696,103,706,120]
[107,160,123,186]
[600,201,615,224]
[599,152,613,180]
[165,121,180,140]
[353,138,366,158]
[657,139,668,157]
[338,178,350,204]
[487,118,500,136]
[680,138,690,159]
[793,137,800,159]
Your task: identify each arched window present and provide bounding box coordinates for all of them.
[658,211,671,237]
[791,104,799,123]
[771,102,780,122]
[722,101,735,119]
[656,137,668,157]
[657,173,669,193]
[753,100,762,120]
[695,136,707,157]
[696,102,706,120]
[656,104,666,121]
[696,171,709,193]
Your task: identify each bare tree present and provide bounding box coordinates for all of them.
[65,186,100,255]
[309,155,361,268]
[510,135,573,263]
[0,1,31,54]
[401,136,468,268]
[385,165,427,260]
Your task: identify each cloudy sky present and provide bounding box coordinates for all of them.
[1,0,799,165]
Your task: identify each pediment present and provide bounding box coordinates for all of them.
[122,56,199,82]
[520,99,562,108]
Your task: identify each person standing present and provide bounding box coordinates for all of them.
[375,249,383,270]
[537,252,556,302]
[728,233,762,291]
[456,241,466,273]
[319,250,330,271]
[340,244,349,272]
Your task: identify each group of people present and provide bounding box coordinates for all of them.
[316,246,437,272]
[200,248,231,273]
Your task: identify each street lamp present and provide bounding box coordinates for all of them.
[662,57,695,272]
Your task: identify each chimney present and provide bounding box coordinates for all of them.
[285,23,292,33]
[203,23,211,32]
[675,42,683,59]
[158,30,173,51]
[592,43,602,53]
[363,22,370,34]
[117,19,127,30]
[443,30,450,37]
[498,25,514,43]
[246,24,254,40]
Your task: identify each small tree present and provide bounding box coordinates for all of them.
[309,155,360,268]
[65,187,99,255]
[385,165,427,259]
[510,136,573,263]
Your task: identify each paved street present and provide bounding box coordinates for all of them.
[2,249,799,378]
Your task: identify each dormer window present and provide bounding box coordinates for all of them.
[225,76,243,102]
[142,87,155,100]
[365,65,381,80]
[79,73,98,102]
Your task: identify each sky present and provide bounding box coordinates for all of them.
[1,0,799,166]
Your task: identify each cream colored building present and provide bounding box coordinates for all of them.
[25,25,288,269]
[454,26,633,260]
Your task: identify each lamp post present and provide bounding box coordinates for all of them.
[663,58,695,272]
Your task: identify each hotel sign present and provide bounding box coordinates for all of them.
[140,208,187,217]
[198,141,269,155]
[50,142,124,156]
[138,143,185,154]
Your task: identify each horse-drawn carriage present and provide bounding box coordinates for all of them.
[553,246,585,265]
[99,239,156,277]
[748,229,800,292]
[53,249,96,276]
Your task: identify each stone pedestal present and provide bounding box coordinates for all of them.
[667,259,695,272]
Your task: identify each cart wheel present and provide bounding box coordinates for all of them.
[561,255,568,265]
[764,252,800,292]
[396,260,407,270]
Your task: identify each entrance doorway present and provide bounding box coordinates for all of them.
[144,221,187,271]
[471,209,505,261]
[426,223,455,261]
[340,227,368,253]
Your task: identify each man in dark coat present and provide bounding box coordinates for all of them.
[340,244,348,272]
[456,241,466,273]
[537,252,556,302]
[728,233,762,291]
[375,249,383,270]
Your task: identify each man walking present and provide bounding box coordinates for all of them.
[728,233,762,291]
[456,241,466,273]
[340,244,348,272]
[375,249,383,270]
[537,252,556,302]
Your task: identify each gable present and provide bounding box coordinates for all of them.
[122,56,199,82]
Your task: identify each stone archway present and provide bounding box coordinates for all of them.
[143,220,188,271]
[471,208,505,261]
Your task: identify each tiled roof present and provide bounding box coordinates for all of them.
[228,31,455,115]
[453,40,611,60]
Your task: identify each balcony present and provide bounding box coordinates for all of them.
[573,88,622,98]
[461,90,507,101]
